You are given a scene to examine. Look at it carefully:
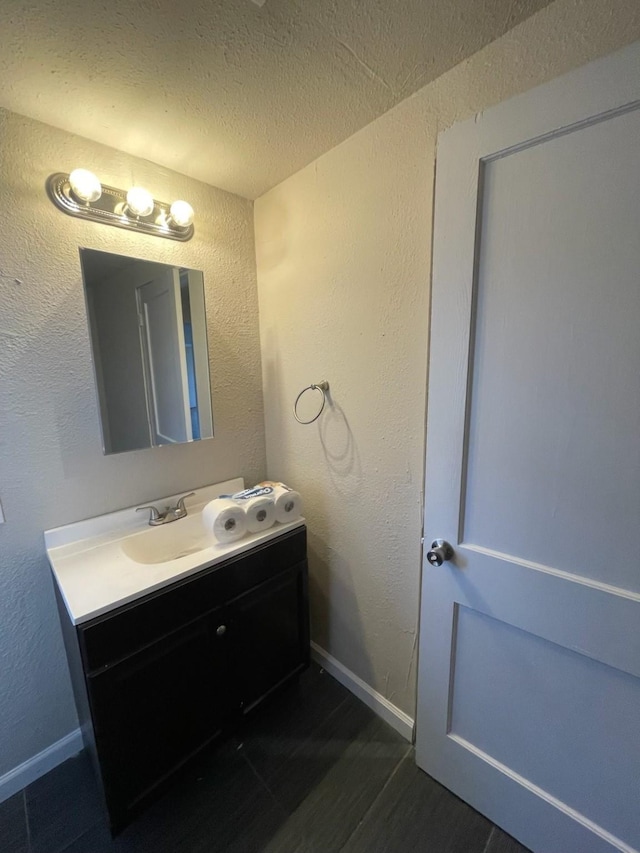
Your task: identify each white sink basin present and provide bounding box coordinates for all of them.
[45,478,305,625]
[121,513,214,564]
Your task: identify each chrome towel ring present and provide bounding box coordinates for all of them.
[294,380,330,424]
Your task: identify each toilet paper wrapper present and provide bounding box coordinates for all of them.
[258,482,303,524]
[202,498,247,544]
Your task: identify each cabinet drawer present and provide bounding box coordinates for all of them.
[79,526,306,672]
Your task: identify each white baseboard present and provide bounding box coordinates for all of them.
[310,641,415,743]
[0,728,83,804]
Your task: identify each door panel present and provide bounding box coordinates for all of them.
[416,42,640,853]
[463,109,640,588]
[450,606,639,844]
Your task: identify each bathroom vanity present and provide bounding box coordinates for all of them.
[47,480,309,832]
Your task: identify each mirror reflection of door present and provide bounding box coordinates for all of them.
[80,249,214,455]
[136,269,193,446]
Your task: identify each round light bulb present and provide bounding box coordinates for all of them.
[68,169,102,203]
[169,200,194,228]
[126,186,155,217]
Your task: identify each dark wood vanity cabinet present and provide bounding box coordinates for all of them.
[57,526,309,833]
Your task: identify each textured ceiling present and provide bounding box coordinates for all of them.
[0,0,551,199]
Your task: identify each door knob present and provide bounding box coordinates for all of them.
[216,625,227,637]
[426,539,455,567]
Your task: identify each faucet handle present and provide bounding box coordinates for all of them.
[175,492,195,513]
[136,504,161,522]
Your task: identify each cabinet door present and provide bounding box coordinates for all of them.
[231,561,309,712]
[87,607,232,824]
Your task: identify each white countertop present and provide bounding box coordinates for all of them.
[45,478,305,626]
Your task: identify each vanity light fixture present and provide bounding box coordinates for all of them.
[46,170,195,242]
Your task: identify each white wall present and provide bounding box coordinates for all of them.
[255,0,640,721]
[0,109,265,781]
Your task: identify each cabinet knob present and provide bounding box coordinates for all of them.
[216,625,227,637]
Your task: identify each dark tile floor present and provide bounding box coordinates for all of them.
[2,664,531,852]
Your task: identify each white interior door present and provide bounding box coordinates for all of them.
[416,42,640,853]
[137,269,192,446]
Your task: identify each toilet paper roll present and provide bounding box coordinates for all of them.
[270,484,303,524]
[202,498,247,544]
[242,496,276,534]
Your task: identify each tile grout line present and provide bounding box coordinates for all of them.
[260,690,351,776]
[238,746,289,816]
[21,756,105,853]
[312,685,351,728]
[481,825,496,853]
[23,787,32,853]
[237,688,353,816]
[339,744,413,851]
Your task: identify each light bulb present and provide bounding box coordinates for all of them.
[68,169,102,203]
[126,186,154,217]
[169,200,194,228]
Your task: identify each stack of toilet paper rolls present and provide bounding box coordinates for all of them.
[201,482,303,544]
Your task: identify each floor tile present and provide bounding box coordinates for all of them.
[342,752,493,853]
[120,739,289,853]
[26,751,104,853]
[0,792,28,853]
[57,823,123,853]
[485,826,533,853]
[266,693,399,813]
[262,696,410,851]
[236,663,350,783]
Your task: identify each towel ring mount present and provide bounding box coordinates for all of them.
[293,380,330,424]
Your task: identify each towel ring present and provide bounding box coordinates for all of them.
[294,380,330,424]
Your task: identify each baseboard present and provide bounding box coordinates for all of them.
[0,728,83,804]
[310,642,415,743]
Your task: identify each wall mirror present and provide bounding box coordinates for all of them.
[80,248,214,455]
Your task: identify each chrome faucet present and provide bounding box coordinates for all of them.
[136,492,195,526]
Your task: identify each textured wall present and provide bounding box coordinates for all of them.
[0,110,265,778]
[255,0,640,718]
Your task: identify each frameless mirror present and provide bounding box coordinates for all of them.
[80,248,214,455]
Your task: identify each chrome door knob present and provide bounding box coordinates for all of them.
[426,539,455,567]
[216,625,227,637]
